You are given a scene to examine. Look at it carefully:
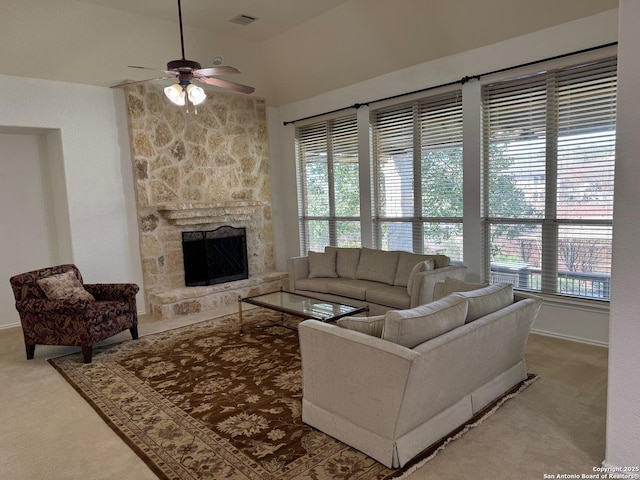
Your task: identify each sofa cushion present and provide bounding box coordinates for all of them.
[296,277,331,294]
[336,314,385,337]
[450,283,513,323]
[308,250,337,278]
[433,277,489,301]
[37,270,95,302]
[394,252,435,287]
[406,259,435,295]
[382,295,469,348]
[327,279,382,301]
[366,285,411,309]
[355,248,400,285]
[326,247,361,279]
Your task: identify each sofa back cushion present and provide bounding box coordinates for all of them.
[355,248,400,285]
[326,247,361,279]
[433,277,489,301]
[426,254,450,269]
[308,250,338,278]
[382,295,468,348]
[450,283,513,323]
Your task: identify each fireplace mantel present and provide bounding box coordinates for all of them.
[157,201,267,226]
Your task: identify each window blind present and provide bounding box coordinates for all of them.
[482,57,616,300]
[295,114,360,252]
[371,90,464,260]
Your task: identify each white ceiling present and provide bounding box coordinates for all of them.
[0,0,619,106]
[74,0,351,42]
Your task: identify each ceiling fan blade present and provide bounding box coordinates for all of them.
[194,66,240,77]
[197,76,255,94]
[111,76,172,88]
[129,65,179,76]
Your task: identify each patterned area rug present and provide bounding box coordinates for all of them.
[49,310,537,480]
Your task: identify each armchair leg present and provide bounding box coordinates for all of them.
[25,344,35,360]
[130,326,139,340]
[82,346,93,364]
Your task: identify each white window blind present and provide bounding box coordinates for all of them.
[371,90,464,260]
[482,57,616,300]
[295,114,360,252]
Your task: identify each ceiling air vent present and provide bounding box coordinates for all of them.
[229,14,259,26]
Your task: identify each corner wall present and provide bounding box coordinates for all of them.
[0,74,144,323]
[605,0,640,468]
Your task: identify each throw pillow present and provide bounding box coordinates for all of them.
[382,295,468,348]
[37,270,95,302]
[308,250,338,278]
[432,277,489,301]
[394,252,434,287]
[450,283,513,323]
[406,259,435,295]
[336,314,385,337]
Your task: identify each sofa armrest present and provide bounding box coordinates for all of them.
[409,265,468,307]
[299,320,419,439]
[287,256,309,291]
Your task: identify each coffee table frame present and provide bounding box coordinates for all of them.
[238,288,368,333]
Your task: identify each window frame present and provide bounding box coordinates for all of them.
[370,88,465,260]
[295,113,360,252]
[480,56,617,301]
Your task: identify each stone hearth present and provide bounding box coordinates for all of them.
[123,84,285,319]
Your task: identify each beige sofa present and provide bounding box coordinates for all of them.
[287,247,467,314]
[298,283,542,468]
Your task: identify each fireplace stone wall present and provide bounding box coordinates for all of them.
[123,84,282,317]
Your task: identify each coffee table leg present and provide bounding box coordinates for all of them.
[238,295,244,334]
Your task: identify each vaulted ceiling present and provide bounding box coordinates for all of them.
[2,0,618,105]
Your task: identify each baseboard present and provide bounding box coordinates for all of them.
[530,328,608,348]
[0,321,21,331]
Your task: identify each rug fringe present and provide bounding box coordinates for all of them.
[390,375,539,480]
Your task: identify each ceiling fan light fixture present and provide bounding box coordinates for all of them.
[187,84,207,105]
[164,84,186,105]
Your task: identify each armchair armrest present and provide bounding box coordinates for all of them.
[409,265,467,307]
[84,283,139,301]
[287,256,310,291]
[16,298,92,314]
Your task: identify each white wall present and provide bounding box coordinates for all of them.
[605,0,640,468]
[267,10,618,345]
[0,132,63,326]
[0,74,144,326]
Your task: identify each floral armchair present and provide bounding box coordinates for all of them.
[9,264,139,363]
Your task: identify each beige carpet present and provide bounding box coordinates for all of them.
[0,305,608,480]
[47,310,536,480]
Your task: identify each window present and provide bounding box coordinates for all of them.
[371,90,464,260]
[295,114,360,252]
[482,57,617,300]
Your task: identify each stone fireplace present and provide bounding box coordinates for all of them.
[124,84,286,319]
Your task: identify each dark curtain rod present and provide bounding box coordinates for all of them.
[283,41,618,126]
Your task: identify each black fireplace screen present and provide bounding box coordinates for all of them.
[182,226,249,286]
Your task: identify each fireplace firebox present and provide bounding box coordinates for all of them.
[182,226,248,286]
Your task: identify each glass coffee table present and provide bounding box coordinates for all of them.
[238,288,368,333]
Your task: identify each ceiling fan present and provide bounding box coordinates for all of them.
[112,0,254,109]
